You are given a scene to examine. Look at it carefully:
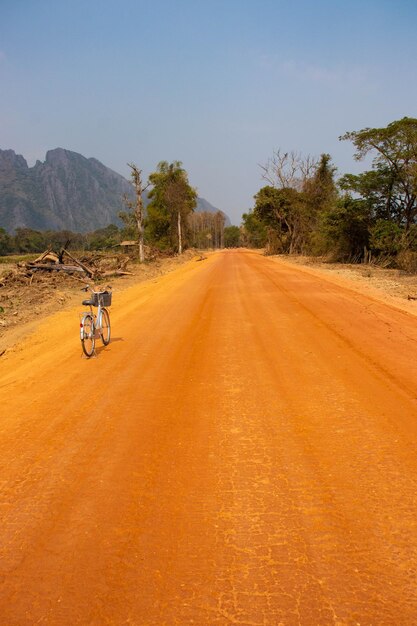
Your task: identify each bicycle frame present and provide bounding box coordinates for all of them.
[79,286,112,356]
[80,301,106,339]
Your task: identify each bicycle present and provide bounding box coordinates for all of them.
[79,285,112,357]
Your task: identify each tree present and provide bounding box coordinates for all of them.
[340,117,417,230]
[253,185,308,254]
[256,150,335,255]
[0,228,12,255]
[319,196,371,260]
[241,210,268,248]
[120,163,148,262]
[188,211,226,249]
[13,228,47,253]
[87,224,121,251]
[301,154,339,254]
[224,225,241,248]
[338,167,400,224]
[260,149,318,191]
[147,161,197,253]
[303,154,337,211]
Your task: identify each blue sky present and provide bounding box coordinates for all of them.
[1,0,417,224]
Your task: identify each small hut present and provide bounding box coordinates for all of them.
[118,240,139,254]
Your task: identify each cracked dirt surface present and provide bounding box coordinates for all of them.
[0,249,417,624]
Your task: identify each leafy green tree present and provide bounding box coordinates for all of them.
[253,186,308,253]
[240,210,267,248]
[147,161,197,253]
[340,117,417,230]
[302,153,338,253]
[253,186,287,252]
[87,224,121,251]
[13,228,47,253]
[369,219,403,256]
[303,154,337,211]
[43,229,84,250]
[254,153,338,255]
[319,196,371,260]
[224,225,241,248]
[339,167,403,224]
[0,228,13,255]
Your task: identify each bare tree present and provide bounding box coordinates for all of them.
[123,163,149,263]
[188,211,226,249]
[259,149,318,190]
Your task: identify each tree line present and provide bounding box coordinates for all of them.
[242,117,417,270]
[6,117,415,267]
[0,159,236,257]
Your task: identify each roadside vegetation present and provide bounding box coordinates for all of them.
[242,117,417,272]
[2,117,417,272]
[0,160,229,259]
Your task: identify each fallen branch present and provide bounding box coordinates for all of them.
[26,263,85,273]
[32,250,58,264]
[101,270,134,277]
[62,249,95,277]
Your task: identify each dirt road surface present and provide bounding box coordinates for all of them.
[1,249,417,625]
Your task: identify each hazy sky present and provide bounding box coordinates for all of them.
[1,0,417,224]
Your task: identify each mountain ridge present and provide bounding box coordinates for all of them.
[0,148,230,233]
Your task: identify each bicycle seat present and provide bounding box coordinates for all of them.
[82,299,95,306]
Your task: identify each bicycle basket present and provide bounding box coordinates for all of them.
[92,291,112,307]
[101,291,112,307]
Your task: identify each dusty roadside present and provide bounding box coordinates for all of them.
[270,253,417,318]
[2,248,417,355]
[0,250,206,355]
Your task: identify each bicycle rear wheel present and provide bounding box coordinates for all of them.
[100,308,111,345]
[81,314,95,357]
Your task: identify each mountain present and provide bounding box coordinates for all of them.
[0,148,230,233]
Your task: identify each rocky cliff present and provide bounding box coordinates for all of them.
[0,148,134,233]
[0,148,229,233]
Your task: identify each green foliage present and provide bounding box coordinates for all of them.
[340,117,417,229]
[319,197,371,261]
[369,220,403,255]
[87,224,121,250]
[224,226,241,248]
[0,227,13,255]
[303,153,337,212]
[145,202,172,250]
[250,155,339,255]
[11,228,86,253]
[14,228,48,253]
[253,186,309,253]
[147,161,197,251]
[0,224,124,254]
[241,210,268,248]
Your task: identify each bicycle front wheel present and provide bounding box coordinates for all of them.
[81,314,95,357]
[100,308,111,345]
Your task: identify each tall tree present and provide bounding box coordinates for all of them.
[241,210,268,248]
[224,225,241,248]
[253,185,308,254]
[340,117,417,230]
[303,153,337,211]
[147,161,197,253]
[120,163,148,262]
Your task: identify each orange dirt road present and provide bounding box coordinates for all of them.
[1,249,417,625]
